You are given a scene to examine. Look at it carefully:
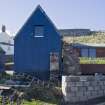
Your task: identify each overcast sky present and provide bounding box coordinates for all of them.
[0,0,105,35]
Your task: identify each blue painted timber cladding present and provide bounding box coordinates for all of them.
[14,5,62,80]
[0,48,5,71]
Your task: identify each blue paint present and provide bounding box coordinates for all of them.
[14,5,62,80]
[0,48,5,71]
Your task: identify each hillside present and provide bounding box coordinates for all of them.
[63,32,105,44]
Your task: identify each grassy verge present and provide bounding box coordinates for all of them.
[80,57,105,64]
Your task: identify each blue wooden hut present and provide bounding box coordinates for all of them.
[14,5,62,80]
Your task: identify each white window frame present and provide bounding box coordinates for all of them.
[34,26,44,37]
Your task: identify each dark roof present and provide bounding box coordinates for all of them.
[72,43,105,48]
[15,5,60,39]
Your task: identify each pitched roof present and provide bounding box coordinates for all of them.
[15,5,60,39]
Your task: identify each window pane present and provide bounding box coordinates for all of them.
[89,48,96,58]
[81,48,88,57]
[35,26,44,37]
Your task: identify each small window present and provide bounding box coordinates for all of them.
[34,26,44,37]
[81,48,88,57]
[81,48,96,58]
[89,48,96,58]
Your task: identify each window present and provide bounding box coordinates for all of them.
[89,48,96,58]
[81,48,96,58]
[34,26,44,37]
[81,48,88,57]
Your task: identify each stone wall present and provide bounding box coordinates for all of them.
[63,42,81,75]
[62,75,105,102]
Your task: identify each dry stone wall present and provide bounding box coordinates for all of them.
[62,75,105,102]
[63,42,81,75]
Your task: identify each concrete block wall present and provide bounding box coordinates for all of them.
[62,75,105,102]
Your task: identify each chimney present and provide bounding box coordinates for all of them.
[2,25,6,32]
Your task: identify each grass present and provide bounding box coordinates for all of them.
[0,72,62,105]
[0,91,59,105]
[0,98,56,105]
[80,57,105,64]
[23,85,61,105]
[23,100,56,105]
[0,79,62,105]
[0,85,60,105]
[63,32,105,43]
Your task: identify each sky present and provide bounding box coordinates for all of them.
[0,0,105,36]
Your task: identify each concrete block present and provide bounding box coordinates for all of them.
[78,86,87,92]
[97,90,104,96]
[76,92,84,97]
[103,86,105,90]
[84,91,91,96]
[91,81,98,86]
[91,91,98,96]
[83,81,90,86]
[103,90,105,94]
[99,82,104,85]
[64,96,70,102]
[100,85,105,90]
[80,76,88,81]
[87,95,96,99]
[65,87,71,93]
[67,82,76,87]
[103,81,105,85]
[79,96,88,101]
[68,76,80,82]
[67,93,76,97]
[94,86,100,91]
[71,86,78,91]
[88,86,94,91]
[70,97,80,102]
[64,96,80,102]
[62,76,70,82]
[87,76,95,81]
[96,94,103,97]
[75,82,83,86]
